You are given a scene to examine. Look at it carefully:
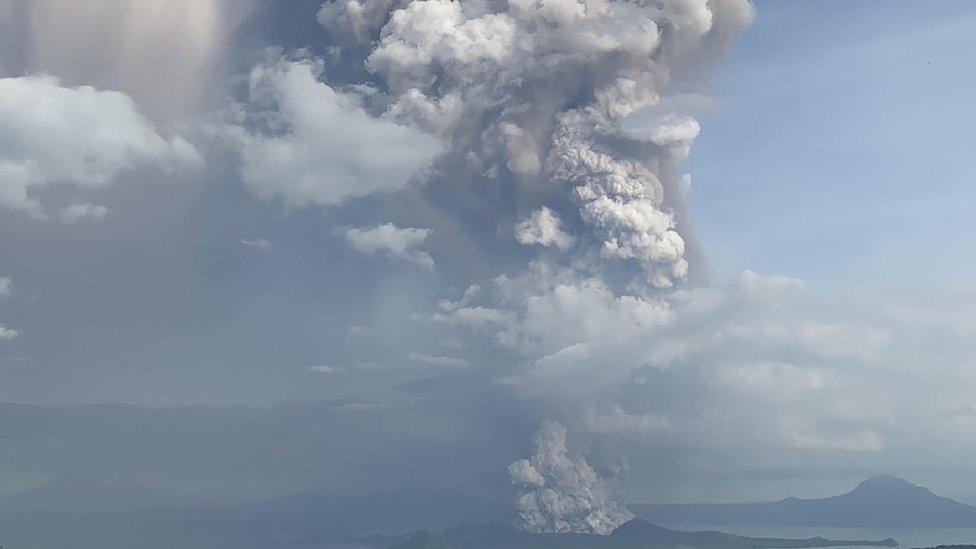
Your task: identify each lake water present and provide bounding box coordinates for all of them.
[662,522,976,548]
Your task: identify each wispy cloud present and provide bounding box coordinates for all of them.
[406,352,472,368]
[307,364,346,374]
[241,237,273,250]
[345,223,434,270]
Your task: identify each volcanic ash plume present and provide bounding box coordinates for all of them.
[317,0,755,534]
[324,0,755,290]
[508,422,633,534]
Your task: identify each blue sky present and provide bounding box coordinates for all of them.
[690,0,976,292]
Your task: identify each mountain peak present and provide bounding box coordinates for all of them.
[631,475,976,528]
[851,475,925,496]
[611,518,672,538]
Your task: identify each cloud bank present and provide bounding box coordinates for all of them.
[224,57,444,209]
[0,75,200,218]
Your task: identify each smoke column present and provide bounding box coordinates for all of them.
[509,422,634,534]
[323,0,754,292]
[321,0,753,533]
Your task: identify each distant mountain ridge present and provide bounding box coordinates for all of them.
[631,475,976,528]
[381,519,897,549]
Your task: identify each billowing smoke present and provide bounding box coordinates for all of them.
[508,422,633,534]
[311,0,754,533]
[320,0,754,290]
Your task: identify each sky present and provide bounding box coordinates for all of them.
[691,0,976,290]
[1,0,975,533]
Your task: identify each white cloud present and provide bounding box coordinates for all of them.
[0,325,19,340]
[406,352,472,368]
[515,207,575,251]
[225,58,443,208]
[0,278,15,340]
[307,364,346,374]
[0,75,201,217]
[240,237,273,250]
[436,284,482,312]
[57,203,109,223]
[345,223,435,269]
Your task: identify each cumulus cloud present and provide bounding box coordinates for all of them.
[345,223,435,269]
[509,422,633,534]
[0,75,200,217]
[0,325,19,340]
[0,277,10,297]
[224,57,443,208]
[515,207,575,251]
